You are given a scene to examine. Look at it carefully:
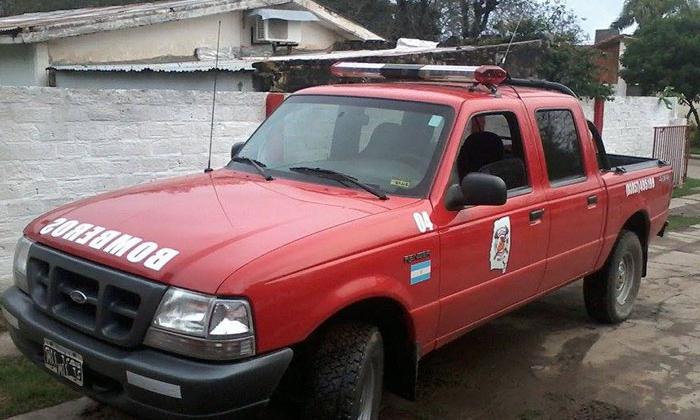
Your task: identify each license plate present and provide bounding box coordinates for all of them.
[43,339,84,386]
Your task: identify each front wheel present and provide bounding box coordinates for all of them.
[584,230,643,324]
[303,322,384,420]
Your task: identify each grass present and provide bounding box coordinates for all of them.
[0,356,79,419]
[667,215,700,231]
[691,144,700,155]
[673,178,700,199]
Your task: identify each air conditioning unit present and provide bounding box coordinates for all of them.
[253,16,301,44]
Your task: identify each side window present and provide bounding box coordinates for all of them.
[535,110,586,183]
[455,112,530,192]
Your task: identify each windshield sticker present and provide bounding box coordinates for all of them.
[626,177,656,197]
[490,216,511,273]
[38,218,179,271]
[410,260,431,285]
[413,211,434,233]
[391,179,411,189]
[428,115,444,128]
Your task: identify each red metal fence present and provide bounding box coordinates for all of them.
[653,125,689,187]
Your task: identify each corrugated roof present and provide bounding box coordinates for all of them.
[248,9,319,21]
[49,40,542,73]
[0,0,382,44]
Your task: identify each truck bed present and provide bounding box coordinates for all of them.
[607,154,664,172]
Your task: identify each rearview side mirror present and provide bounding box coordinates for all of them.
[231,143,244,159]
[445,173,507,211]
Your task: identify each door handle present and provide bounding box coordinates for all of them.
[587,195,599,207]
[529,209,545,222]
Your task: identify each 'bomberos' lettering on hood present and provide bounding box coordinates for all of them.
[39,218,179,271]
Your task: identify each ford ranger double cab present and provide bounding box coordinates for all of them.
[2,63,672,419]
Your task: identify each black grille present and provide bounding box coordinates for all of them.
[27,243,168,348]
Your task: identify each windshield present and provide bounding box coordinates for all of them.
[230,95,455,198]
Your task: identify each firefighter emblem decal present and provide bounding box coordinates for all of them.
[490,216,511,273]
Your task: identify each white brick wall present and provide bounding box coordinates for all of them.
[0,89,685,291]
[581,97,683,158]
[0,87,268,290]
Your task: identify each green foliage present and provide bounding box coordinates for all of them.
[537,43,614,100]
[488,0,585,43]
[667,214,700,231]
[612,0,699,30]
[438,0,584,43]
[316,0,395,39]
[0,356,79,418]
[392,0,442,41]
[620,9,700,126]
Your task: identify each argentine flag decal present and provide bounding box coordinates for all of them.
[410,260,431,285]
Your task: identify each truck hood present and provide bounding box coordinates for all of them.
[26,170,413,294]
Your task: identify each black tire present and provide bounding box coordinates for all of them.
[303,322,384,420]
[584,230,643,324]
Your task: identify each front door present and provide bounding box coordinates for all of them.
[436,107,550,344]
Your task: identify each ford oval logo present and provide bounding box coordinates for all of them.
[69,290,88,305]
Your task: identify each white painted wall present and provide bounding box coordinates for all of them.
[0,43,50,86]
[240,15,342,49]
[48,11,345,65]
[0,87,268,290]
[48,12,243,64]
[300,20,343,50]
[54,70,255,92]
[581,96,683,158]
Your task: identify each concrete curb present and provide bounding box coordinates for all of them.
[0,331,19,358]
[7,398,96,420]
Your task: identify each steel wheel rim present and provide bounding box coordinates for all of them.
[615,253,635,305]
[358,363,376,420]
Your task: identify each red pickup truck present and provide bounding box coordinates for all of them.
[2,63,672,419]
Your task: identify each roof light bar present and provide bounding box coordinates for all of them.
[331,62,508,86]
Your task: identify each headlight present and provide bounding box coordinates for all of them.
[144,287,255,361]
[13,237,33,294]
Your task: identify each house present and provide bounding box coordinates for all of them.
[593,29,637,97]
[0,0,382,89]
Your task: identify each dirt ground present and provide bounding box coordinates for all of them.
[378,228,700,420]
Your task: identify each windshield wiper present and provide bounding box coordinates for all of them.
[289,167,388,200]
[232,156,274,181]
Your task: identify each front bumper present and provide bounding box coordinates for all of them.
[1,287,293,419]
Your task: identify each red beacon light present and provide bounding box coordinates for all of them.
[330,62,508,88]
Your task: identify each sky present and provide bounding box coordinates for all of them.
[564,0,631,43]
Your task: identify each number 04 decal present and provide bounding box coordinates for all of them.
[413,211,434,233]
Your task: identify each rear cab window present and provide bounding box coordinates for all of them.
[534,109,587,186]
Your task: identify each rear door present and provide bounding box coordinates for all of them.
[526,101,607,291]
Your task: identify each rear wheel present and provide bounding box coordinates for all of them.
[303,323,384,420]
[584,230,643,324]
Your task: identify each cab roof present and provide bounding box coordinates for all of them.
[296,82,575,108]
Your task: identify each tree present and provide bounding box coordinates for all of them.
[392,0,442,41]
[437,0,583,43]
[316,0,395,39]
[538,44,614,100]
[611,0,699,30]
[621,10,700,127]
[489,0,584,43]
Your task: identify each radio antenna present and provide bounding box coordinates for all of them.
[500,15,523,66]
[205,20,222,173]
